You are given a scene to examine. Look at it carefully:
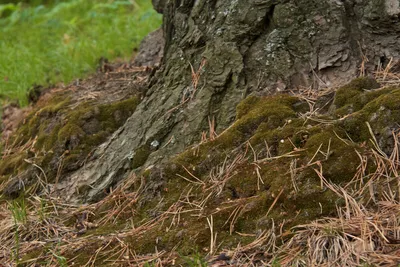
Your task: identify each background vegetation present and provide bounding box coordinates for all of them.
[0,0,161,105]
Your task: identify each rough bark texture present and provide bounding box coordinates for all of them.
[56,0,400,203]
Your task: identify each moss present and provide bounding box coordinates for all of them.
[0,94,141,188]
[225,166,261,198]
[11,94,71,148]
[58,97,140,160]
[185,95,303,166]
[139,94,357,246]
[64,241,110,266]
[38,96,70,115]
[334,77,380,106]
[336,87,400,148]
[303,128,361,183]
[168,95,306,180]
[84,222,126,236]
[95,97,140,131]
[131,145,151,169]
[58,124,85,144]
[170,143,226,181]
[7,78,400,263]
[149,93,369,247]
[36,124,61,150]
[234,95,299,133]
[19,247,44,264]
[14,87,361,261]
[363,88,400,112]
[334,77,380,115]
[251,118,308,155]
[236,95,260,119]
[0,153,27,176]
[286,186,340,225]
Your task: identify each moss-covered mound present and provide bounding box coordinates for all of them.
[0,93,139,197]
[117,92,360,258]
[2,77,400,266]
[0,64,151,198]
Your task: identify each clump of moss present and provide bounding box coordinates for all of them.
[58,124,85,149]
[303,127,361,183]
[336,86,400,153]
[111,90,371,256]
[14,94,71,146]
[0,153,28,177]
[0,93,140,190]
[334,77,381,116]
[131,145,151,169]
[49,96,139,178]
[140,80,400,254]
[236,95,260,119]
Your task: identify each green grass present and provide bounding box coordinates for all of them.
[8,197,27,224]
[8,197,27,264]
[0,0,161,106]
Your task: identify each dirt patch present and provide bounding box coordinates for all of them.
[1,103,30,142]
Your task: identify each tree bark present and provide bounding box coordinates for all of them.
[56,0,400,203]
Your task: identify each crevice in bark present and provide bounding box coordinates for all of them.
[341,0,362,74]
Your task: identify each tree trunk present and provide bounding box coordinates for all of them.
[56,0,400,203]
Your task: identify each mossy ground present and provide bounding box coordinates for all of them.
[2,77,400,265]
[0,94,139,184]
[0,63,150,198]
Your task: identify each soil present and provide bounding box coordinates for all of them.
[1,103,30,141]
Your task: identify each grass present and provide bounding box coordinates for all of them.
[0,0,161,106]
[182,252,208,266]
[8,197,27,224]
[8,197,27,264]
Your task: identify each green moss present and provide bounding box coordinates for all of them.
[19,247,45,264]
[7,78,400,264]
[142,92,370,249]
[0,95,141,187]
[84,131,110,147]
[37,96,70,116]
[363,88,400,112]
[131,145,151,169]
[0,153,27,176]
[99,97,139,119]
[64,240,109,266]
[36,124,61,150]
[251,118,308,155]
[184,95,304,167]
[334,77,380,115]
[304,128,360,183]
[13,94,71,147]
[337,87,400,145]
[147,94,356,239]
[58,124,85,144]
[236,95,260,119]
[234,95,298,133]
[84,222,126,236]
[169,95,306,179]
